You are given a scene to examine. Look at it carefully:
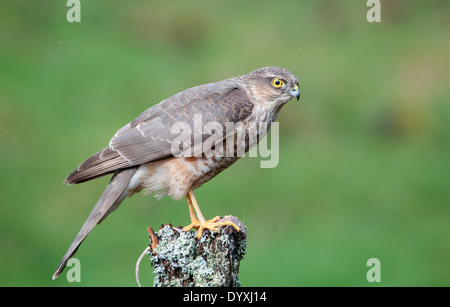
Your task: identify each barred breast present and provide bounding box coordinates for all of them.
[132,155,237,201]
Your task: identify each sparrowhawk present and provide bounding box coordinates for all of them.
[52,66,300,280]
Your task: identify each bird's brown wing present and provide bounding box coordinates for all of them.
[65,80,254,184]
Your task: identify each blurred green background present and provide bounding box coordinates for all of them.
[1,0,449,286]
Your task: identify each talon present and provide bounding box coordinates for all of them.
[194,217,240,239]
[182,191,240,239]
[183,220,200,232]
[214,221,240,233]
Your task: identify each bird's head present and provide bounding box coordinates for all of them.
[244,66,300,111]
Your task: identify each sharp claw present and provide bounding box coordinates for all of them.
[185,216,240,239]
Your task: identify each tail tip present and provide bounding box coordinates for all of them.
[52,268,62,280]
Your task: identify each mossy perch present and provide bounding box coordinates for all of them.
[146,215,246,287]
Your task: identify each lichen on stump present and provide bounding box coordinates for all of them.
[147,215,246,287]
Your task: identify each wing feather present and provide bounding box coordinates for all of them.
[65,79,254,184]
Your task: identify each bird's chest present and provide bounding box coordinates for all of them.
[187,109,277,185]
[188,156,239,190]
[162,108,280,199]
[157,156,238,200]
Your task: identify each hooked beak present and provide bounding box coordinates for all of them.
[288,84,300,101]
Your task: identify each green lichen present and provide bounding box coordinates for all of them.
[149,222,246,287]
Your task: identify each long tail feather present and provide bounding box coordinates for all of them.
[52,167,138,280]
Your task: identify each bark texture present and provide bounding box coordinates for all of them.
[147,215,246,287]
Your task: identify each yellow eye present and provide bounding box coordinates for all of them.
[271,78,285,88]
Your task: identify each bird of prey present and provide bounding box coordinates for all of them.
[52,66,300,280]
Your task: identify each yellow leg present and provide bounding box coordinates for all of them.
[182,192,201,231]
[182,190,240,239]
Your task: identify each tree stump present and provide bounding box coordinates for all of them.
[147,215,246,287]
